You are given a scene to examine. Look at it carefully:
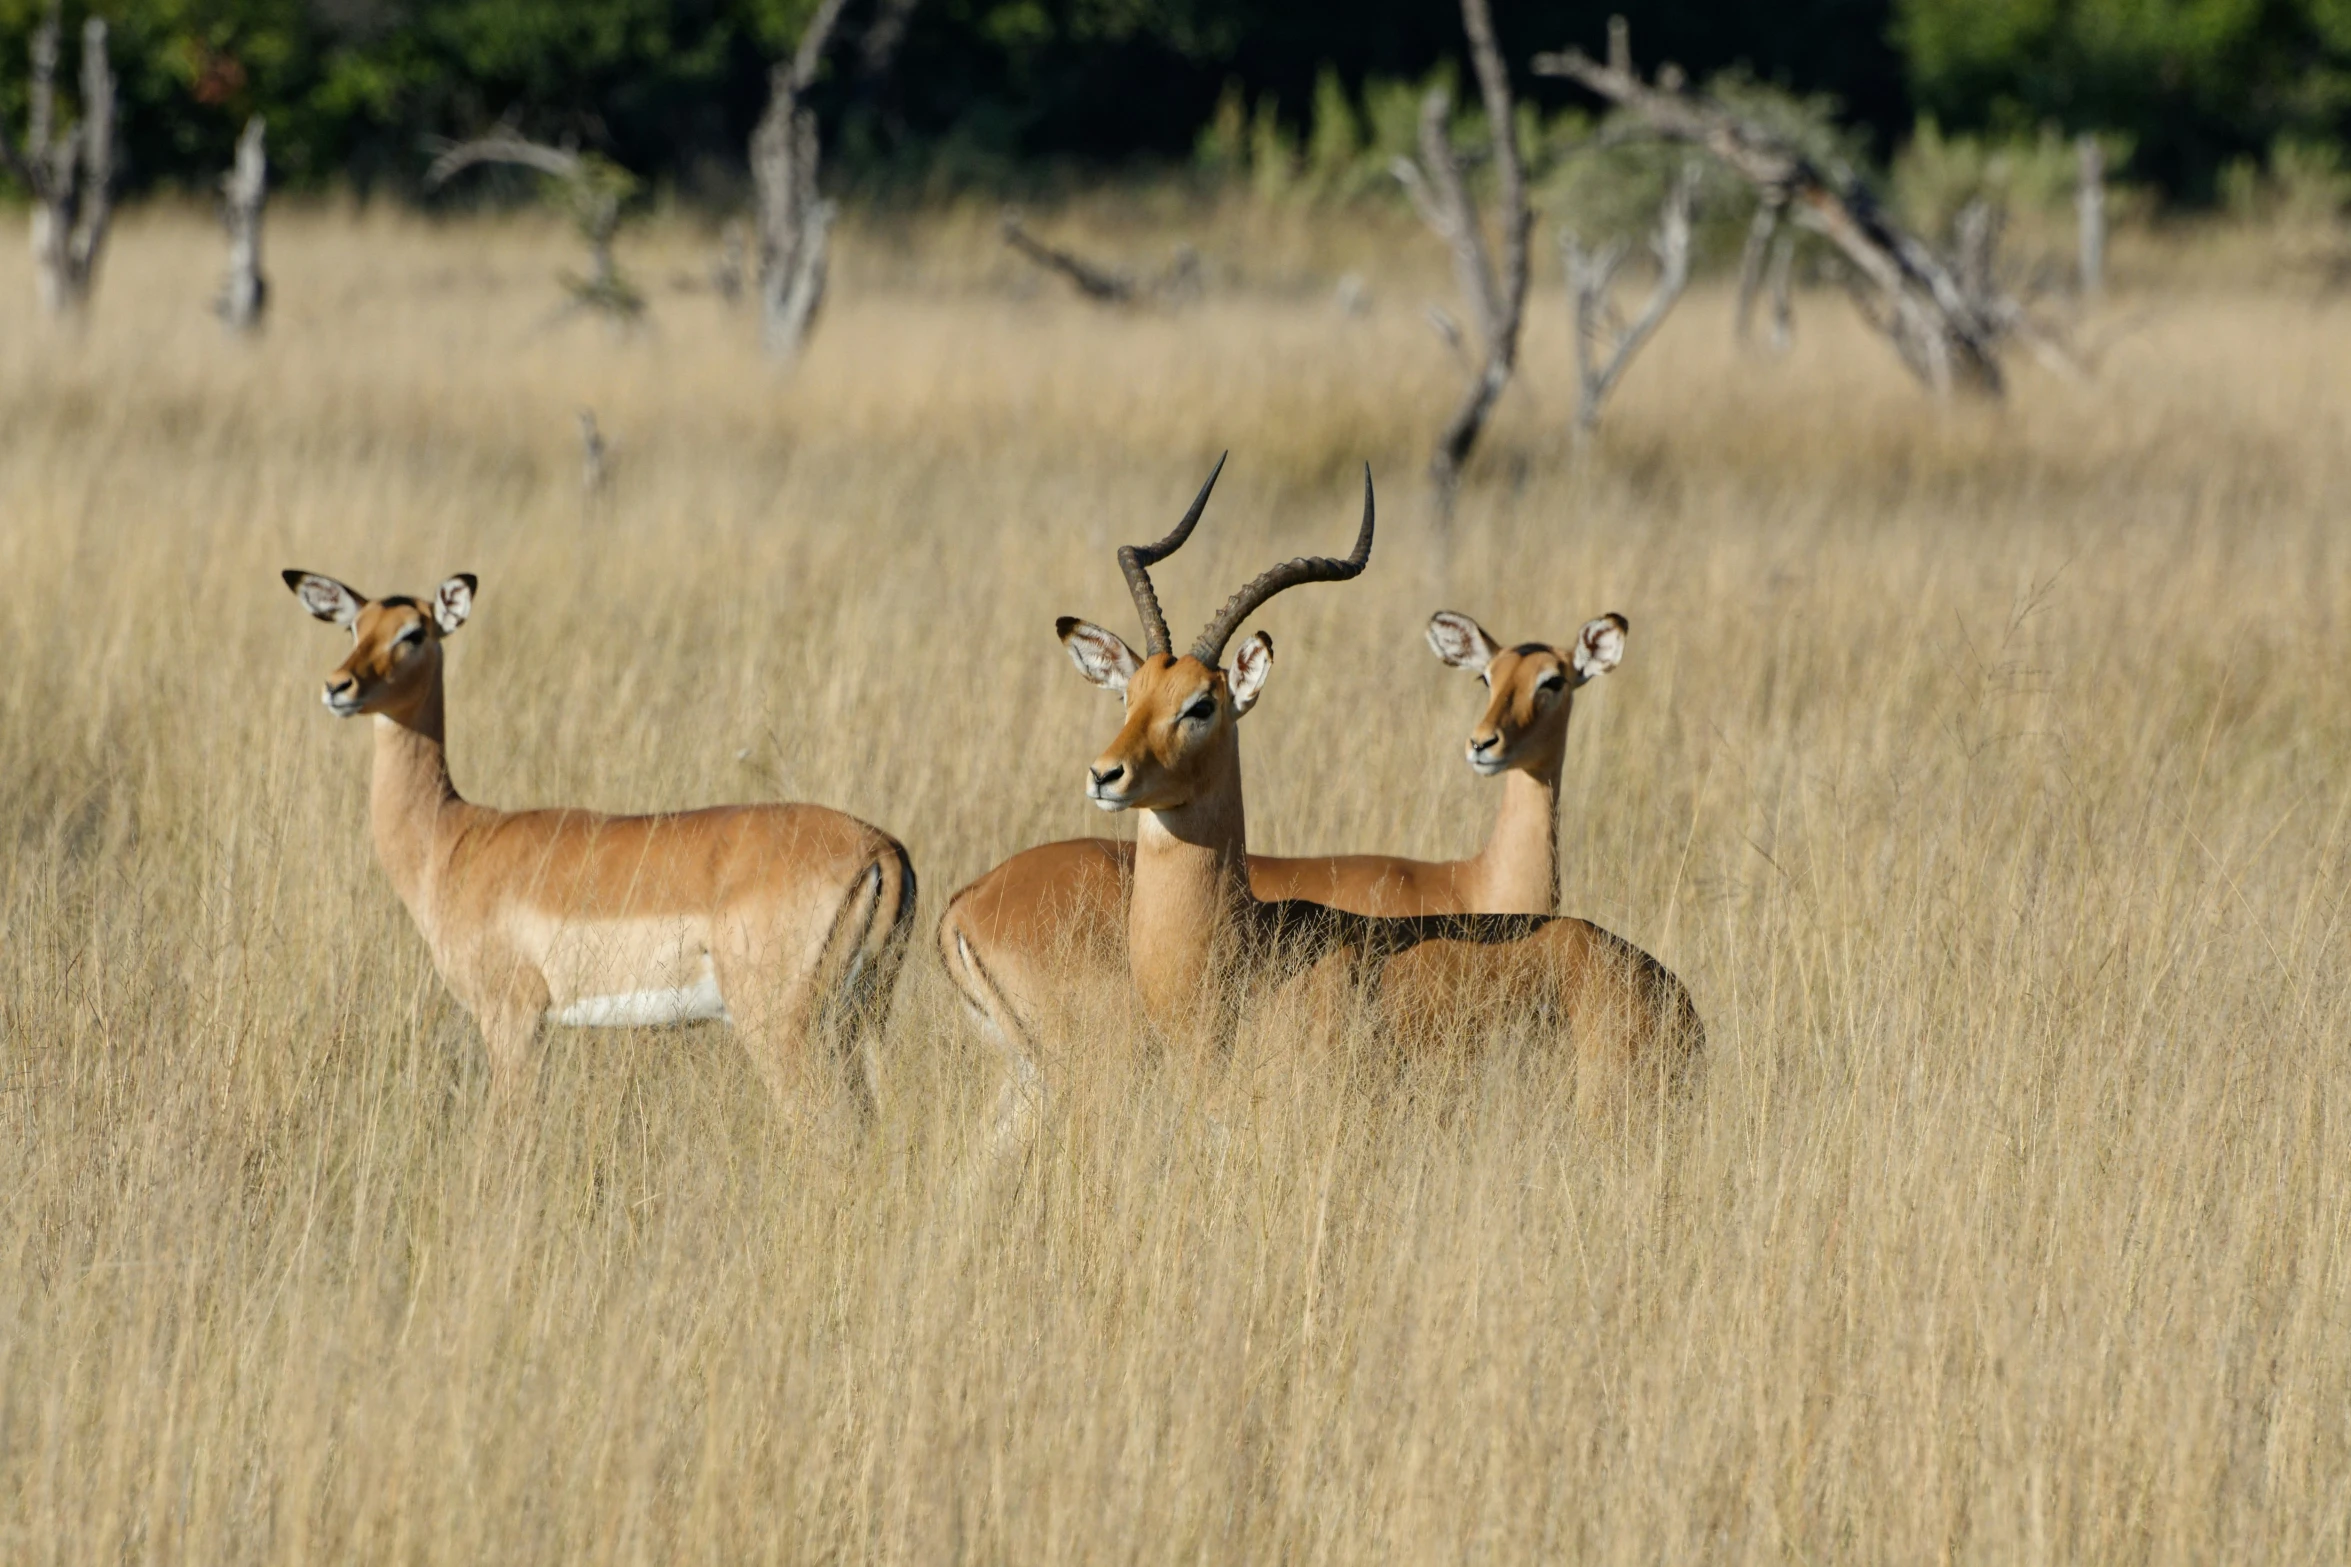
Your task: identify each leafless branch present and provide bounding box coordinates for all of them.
[1392,0,1531,523]
[1000,213,1137,303]
[1535,26,2013,397]
[1565,161,1695,434]
[424,124,642,326]
[423,127,580,188]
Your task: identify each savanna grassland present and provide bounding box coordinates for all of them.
[1,197,2347,1563]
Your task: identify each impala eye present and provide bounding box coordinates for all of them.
[1537,672,1566,695]
[1180,696,1216,724]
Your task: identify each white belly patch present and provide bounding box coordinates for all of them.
[553,964,730,1028]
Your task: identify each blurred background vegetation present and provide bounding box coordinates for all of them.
[2,0,2350,216]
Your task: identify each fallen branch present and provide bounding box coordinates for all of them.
[1000,213,1136,302]
[1535,25,2013,396]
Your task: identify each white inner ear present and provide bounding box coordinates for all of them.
[1061,621,1139,692]
[434,577,474,634]
[297,576,362,628]
[1574,616,1626,680]
[1426,611,1497,673]
[1229,631,1273,715]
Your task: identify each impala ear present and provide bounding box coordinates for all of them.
[1057,617,1140,692]
[1426,610,1500,672]
[1228,631,1273,715]
[1572,613,1627,683]
[433,575,477,634]
[283,570,364,628]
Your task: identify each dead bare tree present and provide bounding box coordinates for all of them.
[1391,0,1530,520]
[753,0,849,365]
[1535,25,2031,397]
[2077,134,2106,302]
[425,126,644,327]
[1564,161,1696,435]
[0,1,116,318]
[217,116,268,332]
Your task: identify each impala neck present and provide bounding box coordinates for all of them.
[369,669,462,917]
[1128,740,1252,1044]
[1468,744,1564,915]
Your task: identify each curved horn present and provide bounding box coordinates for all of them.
[1120,452,1226,657]
[1189,464,1374,665]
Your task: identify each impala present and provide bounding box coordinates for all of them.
[1060,466,1699,1118]
[936,457,1629,1073]
[283,570,916,1110]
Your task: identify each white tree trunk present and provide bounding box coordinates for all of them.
[219,116,268,332]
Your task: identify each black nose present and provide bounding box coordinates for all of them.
[1090,764,1124,789]
[1470,734,1498,754]
[326,676,355,698]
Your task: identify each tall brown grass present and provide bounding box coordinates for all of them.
[1,199,2346,1562]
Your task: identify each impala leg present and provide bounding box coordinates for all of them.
[476,990,548,1111]
[713,931,826,1113]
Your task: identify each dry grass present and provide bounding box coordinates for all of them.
[1,199,2347,1563]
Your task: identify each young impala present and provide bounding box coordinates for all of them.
[1060,466,1699,1119]
[283,570,915,1111]
[936,458,1630,1075]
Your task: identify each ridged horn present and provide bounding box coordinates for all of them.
[1189,464,1374,665]
[1120,453,1226,657]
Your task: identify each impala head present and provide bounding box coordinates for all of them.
[1059,456,1374,813]
[283,570,475,718]
[1426,610,1626,776]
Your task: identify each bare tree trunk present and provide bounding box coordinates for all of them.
[2077,134,2105,303]
[1391,0,1530,526]
[1566,162,1695,436]
[218,116,268,332]
[2,3,115,319]
[755,0,849,366]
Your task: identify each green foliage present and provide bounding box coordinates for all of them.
[1895,0,2351,196]
[1304,65,1357,187]
[0,0,2344,207]
[2221,133,2351,221]
[1891,117,2126,237]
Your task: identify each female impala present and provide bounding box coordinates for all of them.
[282,570,915,1110]
[1060,467,1699,1118]
[936,458,1629,1066]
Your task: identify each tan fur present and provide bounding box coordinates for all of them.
[934,613,1613,1060]
[286,573,915,1111]
[1094,651,1699,1122]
